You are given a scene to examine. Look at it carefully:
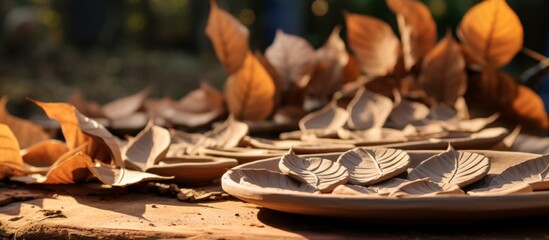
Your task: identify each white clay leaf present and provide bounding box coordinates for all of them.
[337,148,410,186]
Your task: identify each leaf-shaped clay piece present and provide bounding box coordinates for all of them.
[101,86,152,120]
[21,140,69,168]
[278,149,349,193]
[408,144,490,188]
[265,30,317,89]
[388,178,465,198]
[164,109,224,128]
[233,168,318,193]
[331,184,378,196]
[205,0,249,75]
[88,161,173,187]
[299,101,349,136]
[419,31,466,106]
[468,182,532,196]
[387,92,430,128]
[175,82,225,114]
[197,116,249,149]
[225,52,275,121]
[109,112,148,129]
[337,148,410,185]
[347,87,393,130]
[337,128,407,145]
[458,0,523,68]
[0,124,26,179]
[124,121,171,171]
[0,96,49,149]
[441,113,500,133]
[345,12,400,76]
[387,0,436,70]
[489,155,549,190]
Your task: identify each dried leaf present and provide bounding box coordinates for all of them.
[468,182,532,196]
[88,161,173,187]
[0,124,26,179]
[21,140,69,168]
[345,12,400,76]
[175,82,225,113]
[205,0,249,75]
[388,178,464,197]
[408,144,490,187]
[42,150,92,184]
[232,168,318,193]
[0,96,49,149]
[307,49,343,102]
[255,51,283,107]
[68,89,104,118]
[347,87,393,130]
[489,154,549,190]
[101,86,152,120]
[224,53,275,121]
[299,101,349,136]
[387,0,436,70]
[265,30,317,89]
[279,149,349,193]
[337,148,410,185]
[509,85,549,130]
[343,55,362,84]
[124,122,171,171]
[419,32,467,106]
[320,26,349,67]
[164,109,224,128]
[458,0,523,68]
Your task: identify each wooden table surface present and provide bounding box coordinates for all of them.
[1,183,549,239]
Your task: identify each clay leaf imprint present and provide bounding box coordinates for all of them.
[224,53,275,121]
[345,12,400,76]
[408,145,490,187]
[387,178,464,197]
[347,87,393,130]
[88,161,173,187]
[337,148,410,185]
[233,169,318,193]
[101,86,152,120]
[489,154,549,190]
[419,31,466,106]
[279,149,349,193]
[458,0,523,68]
[205,0,249,75]
[387,0,436,70]
[0,96,49,148]
[468,182,532,196]
[0,124,26,179]
[265,30,317,89]
[299,101,349,136]
[124,121,171,171]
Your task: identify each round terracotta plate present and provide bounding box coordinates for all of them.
[222,150,549,221]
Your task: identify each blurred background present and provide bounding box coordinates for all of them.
[0,0,548,117]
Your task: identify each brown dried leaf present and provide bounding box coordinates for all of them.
[387,0,436,70]
[21,140,69,168]
[419,32,467,106]
[175,82,225,113]
[490,154,549,190]
[101,86,152,120]
[0,124,26,179]
[299,101,349,136]
[337,148,410,185]
[205,0,249,75]
[0,96,49,149]
[124,122,171,171]
[510,85,549,130]
[458,0,523,68]
[345,12,400,76]
[42,150,92,184]
[347,87,393,130]
[224,53,275,121]
[265,30,317,89]
[88,161,173,187]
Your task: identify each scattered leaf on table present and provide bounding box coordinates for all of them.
[0,124,26,179]
[42,150,93,184]
[75,110,123,166]
[279,149,349,193]
[174,82,225,113]
[337,128,407,144]
[164,108,224,128]
[387,91,430,128]
[347,87,393,130]
[441,113,500,133]
[388,178,465,197]
[101,86,152,120]
[387,0,436,70]
[337,148,410,185]
[265,30,317,89]
[468,182,532,196]
[419,32,466,106]
[21,140,69,168]
[205,0,249,75]
[345,12,399,76]
[299,101,349,136]
[509,85,549,130]
[0,96,49,149]
[408,144,490,187]
[110,112,148,129]
[197,116,249,149]
[489,154,549,190]
[232,168,318,193]
[458,0,523,68]
[255,51,283,107]
[124,121,171,171]
[225,53,275,121]
[88,161,173,187]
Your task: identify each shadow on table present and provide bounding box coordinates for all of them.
[257,208,549,239]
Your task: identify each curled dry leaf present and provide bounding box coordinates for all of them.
[458,0,523,68]
[489,154,549,190]
[337,148,410,186]
[225,53,275,121]
[387,0,436,70]
[468,182,532,196]
[232,169,318,193]
[88,161,173,187]
[21,140,69,168]
[0,124,26,179]
[42,150,92,184]
[347,87,393,130]
[101,86,152,120]
[299,101,349,136]
[388,178,464,197]
[0,96,49,149]
[345,12,400,76]
[408,144,490,188]
[419,32,467,106]
[205,0,249,75]
[265,30,316,89]
[175,82,225,113]
[124,122,171,171]
[279,149,349,193]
